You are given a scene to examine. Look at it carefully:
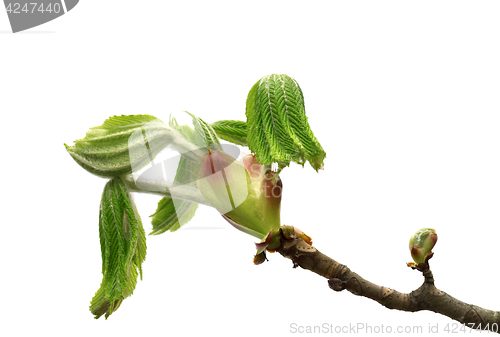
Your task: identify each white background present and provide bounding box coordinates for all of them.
[1,1,499,336]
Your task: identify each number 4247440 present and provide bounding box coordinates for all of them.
[6,3,62,14]
[444,322,499,333]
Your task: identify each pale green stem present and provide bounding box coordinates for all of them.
[120,174,211,206]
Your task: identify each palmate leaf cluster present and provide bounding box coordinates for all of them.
[65,74,326,318]
[212,74,325,171]
[66,112,219,318]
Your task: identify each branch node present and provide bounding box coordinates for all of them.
[328,278,346,292]
[463,307,485,326]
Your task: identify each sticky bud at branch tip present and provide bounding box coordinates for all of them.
[408,228,437,266]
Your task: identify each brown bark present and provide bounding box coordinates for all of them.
[277,237,500,333]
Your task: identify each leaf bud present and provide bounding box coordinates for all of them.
[409,228,437,265]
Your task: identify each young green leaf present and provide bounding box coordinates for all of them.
[169,114,204,186]
[211,120,248,146]
[185,111,221,150]
[150,197,199,235]
[169,115,197,142]
[90,177,147,319]
[65,115,186,178]
[245,74,326,171]
[143,116,200,235]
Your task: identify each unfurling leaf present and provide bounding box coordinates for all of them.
[65,115,173,177]
[150,197,198,235]
[246,74,326,171]
[211,120,248,146]
[186,111,221,150]
[90,177,147,319]
[65,114,204,179]
[146,117,200,235]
